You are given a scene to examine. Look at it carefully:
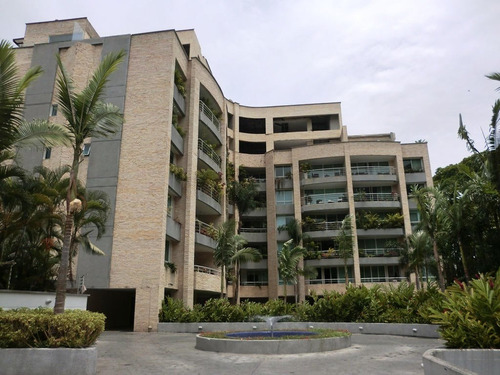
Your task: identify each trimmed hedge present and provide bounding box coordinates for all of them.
[160,282,443,324]
[0,309,105,348]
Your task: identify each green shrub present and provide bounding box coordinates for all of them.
[0,309,105,348]
[428,269,500,348]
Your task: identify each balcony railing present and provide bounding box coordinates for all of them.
[194,265,220,276]
[303,193,348,205]
[195,219,215,239]
[240,227,267,233]
[304,221,343,232]
[353,192,399,202]
[359,248,401,257]
[306,278,355,285]
[198,138,222,167]
[305,167,346,179]
[351,166,396,175]
[361,276,408,283]
[197,184,221,203]
[241,280,268,286]
[199,100,220,131]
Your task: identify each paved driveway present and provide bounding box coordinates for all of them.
[96,331,442,375]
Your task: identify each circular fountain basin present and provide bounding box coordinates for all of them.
[196,331,351,354]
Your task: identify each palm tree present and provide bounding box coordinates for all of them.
[335,215,354,287]
[213,219,236,298]
[411,186,447,291]
[400,230,433,290]
[278,239,306,309]
[53,49,125,313]
[229,234,262,304]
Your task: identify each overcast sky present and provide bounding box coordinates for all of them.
[2,0,499,173]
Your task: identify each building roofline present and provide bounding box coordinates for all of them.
[26,17,90,25]
[235,101,341,109]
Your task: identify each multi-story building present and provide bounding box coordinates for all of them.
[12,18,432,331]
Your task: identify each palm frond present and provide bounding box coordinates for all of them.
[14,119,71,148]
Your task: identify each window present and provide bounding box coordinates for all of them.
[50,104,58,116]
[82,143,91,156]
[276,216,294,228]
[403,158,424,173]
[410,210,420,225]
[164,240,171,263]
[275,190,293,205]
[361,266,385,282]
[44,147,52,160]
[275,165,292,178]
[167,195,173,217]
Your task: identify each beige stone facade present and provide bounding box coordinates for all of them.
[13,18,432,332]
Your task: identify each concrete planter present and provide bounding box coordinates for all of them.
[0,347,97,375]
[422,348,500,375]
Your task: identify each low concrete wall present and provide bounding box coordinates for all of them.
[0,347,97,375]
[423,348,500,375]
[158,322,439,338]
[0,290,88,310]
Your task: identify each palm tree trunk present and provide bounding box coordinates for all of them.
[414,267,421,290]
[432,240,445,291]
[220,266,225,299]
[458,239,470,283]
[54,209,73,314]
[344,261,349,287]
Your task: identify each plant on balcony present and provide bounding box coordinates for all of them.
[381,212,404,228]
[356,210,380,229]
[170,163,187,181]
[200,96,222,120]
[174,69,186,98]
[165,261,177,273]
[299,162,312,174]
[197,168,223,195]
[172,112,185,137]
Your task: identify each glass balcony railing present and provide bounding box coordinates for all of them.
[198,138,221,167]
[353,192,399,202]
[304,167,346,179]
[351,166,395,175]
[303,193,348,205]
[306,278,355,285]
[240,227,267,233]
[358,248,401,257]
[303,221,343,231]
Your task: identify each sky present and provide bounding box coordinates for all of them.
[2,0,499,174]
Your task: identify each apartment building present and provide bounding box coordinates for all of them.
[12,18,432,331]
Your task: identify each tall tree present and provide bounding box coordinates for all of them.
[411,186,447,291]
[213,219,236,298]
[53,50,125,313]
[400,230,433,290]
[228,234,262,304]
[334,215,354,287]
[277,239,306,309]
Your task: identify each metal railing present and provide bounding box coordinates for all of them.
[305,167,346,179]
[304,221,343,232]
[198,138,222,167]
[353,192,399,202]
[351,165,396,175]
[241,280,268,286]
[303,193,348,205]
[359,248,402,257]
[194,265,220,276]
[195,219,215,238]
[361,276,408,283]
[306,278,355,285]
[240,227,267,233]
[197,183,221,203]
[199,100,220,131]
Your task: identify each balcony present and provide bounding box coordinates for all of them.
[302,193,349,214]
[169,172,182,197]
[361,276,408,283]
[356,228,405,237]
[195,220,216,251]
[198,138,222,173]
[301,167,346,188]
[166,215,181,242]
[243,207,267,217]
[303,221,342,239]
[353,193,400,209]
[171,124,184,155]
[351,166,397,184]
[239,259,268,270]
[194,265,220,292]
[239,227,267,242]
[405,172,427,184]
[199,100,222,145]
[173,85,186,115]
[196,184,222,215]
[358,248,402,257]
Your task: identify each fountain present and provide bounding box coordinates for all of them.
[195,315,351,354]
